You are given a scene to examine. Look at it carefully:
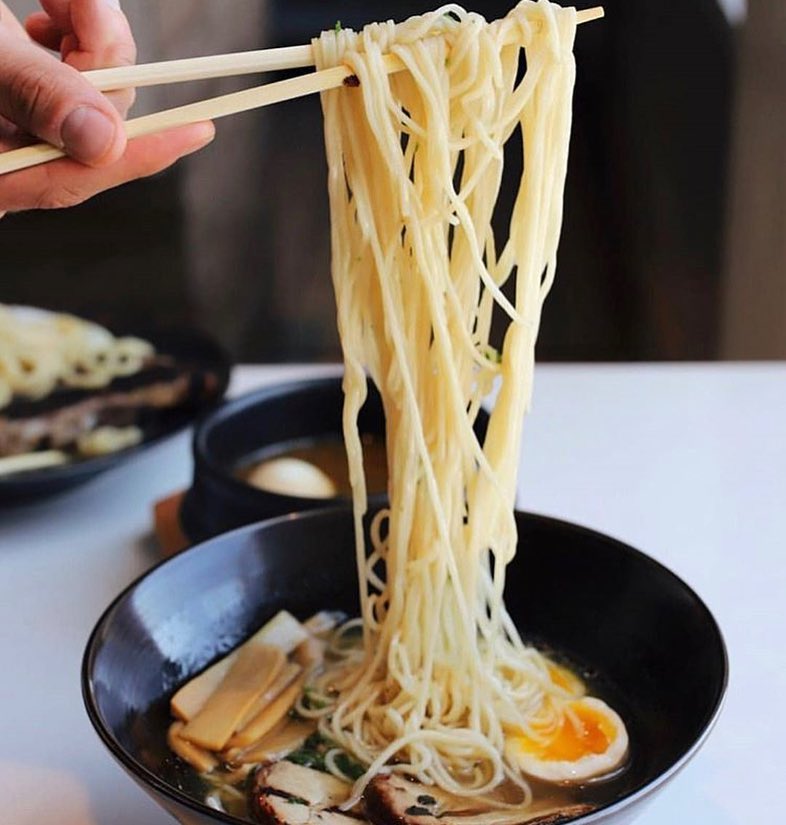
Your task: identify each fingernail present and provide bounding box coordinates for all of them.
[196,122,216,145]
[188,122,216,152]
[61,107,117,164]
[104,0,122,8]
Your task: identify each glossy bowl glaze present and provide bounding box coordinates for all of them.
[83,507,727,825]
[180,377,488,543]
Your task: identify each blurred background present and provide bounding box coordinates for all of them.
[1,0,784,362]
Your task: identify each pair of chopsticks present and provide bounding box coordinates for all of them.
[0,6,603,177]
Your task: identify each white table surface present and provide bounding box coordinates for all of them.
[1,362,783,824]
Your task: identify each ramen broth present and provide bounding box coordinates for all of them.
[237,435,388,498]
[160,615,631,822]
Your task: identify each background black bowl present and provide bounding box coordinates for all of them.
[0,326,230,505]
[180,378,488,543]
[83,508,727,825]
[180,377,385,542]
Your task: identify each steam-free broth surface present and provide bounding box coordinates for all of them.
[158,610,633,823]
[237,435,388,498]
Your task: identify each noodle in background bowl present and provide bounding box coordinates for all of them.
[82,507,727,825]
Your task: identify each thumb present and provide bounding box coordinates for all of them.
[0,26,125,166]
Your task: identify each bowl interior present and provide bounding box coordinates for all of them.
[199,378,385,474]
[181,378,389,541]
[182,377,489,542]
[84,509,727,824]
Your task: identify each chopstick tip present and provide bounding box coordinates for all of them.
[578,6,605,24]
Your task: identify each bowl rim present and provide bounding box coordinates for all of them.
[0,323,231,502]
[191,376,362,502]
[180,376,486,544]
[82,506,729,825]
[180,376,389,541]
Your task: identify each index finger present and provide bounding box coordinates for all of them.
[67,0,135,68]
[0,26,127,166]
[0,2,29,38]
[34,0,138,117]
[0,121,214,213]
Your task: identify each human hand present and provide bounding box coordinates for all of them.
[0,0,214,216]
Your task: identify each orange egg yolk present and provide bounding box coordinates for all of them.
[547,663,582,694]
[518,703,615,762]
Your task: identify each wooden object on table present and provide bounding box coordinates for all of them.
[154,490,189,557]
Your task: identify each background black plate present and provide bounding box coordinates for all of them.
[0,325,230,504]
[83,508,727,825]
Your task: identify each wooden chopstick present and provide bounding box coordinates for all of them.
[0,60,382,175]
[0,7,603,177]
[84,6,603,93]
[85,7,603,92]
[84,45,315,92]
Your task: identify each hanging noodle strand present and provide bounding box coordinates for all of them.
[310,1,582,815]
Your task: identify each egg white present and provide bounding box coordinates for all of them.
[506,696,628,783]
[248,457,338,499]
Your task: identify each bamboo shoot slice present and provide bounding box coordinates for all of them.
[238,661,302,731]
[293,636,325,668]
[181,642,285,750]
[294,611,343,668]
[228,671,307,748]
[168,721,218,774]
[303,611,343,636]
[171,610,308,721]
[230,717,315,765]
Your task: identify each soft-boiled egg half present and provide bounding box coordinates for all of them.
[506,696,628,783]
[247,457,338,499]
[546,661,586,698]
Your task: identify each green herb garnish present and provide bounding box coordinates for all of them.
[286,732,365,781]
[301,686,330,710]
[334,751,365,780]
[484,345,502,364]
[286,732,329,771]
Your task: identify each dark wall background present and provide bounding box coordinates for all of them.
[0,1,736,362]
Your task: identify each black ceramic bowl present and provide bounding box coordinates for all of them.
[180,377,488,543]
[0,325,230,504]
[180,377,385,542]
[83,508,727,825]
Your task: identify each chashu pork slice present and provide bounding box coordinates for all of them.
[364,774,594,825]
[0,359,220,458]
[251,761,368,825]
[256,794,365,825]
[256,760,352,808]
